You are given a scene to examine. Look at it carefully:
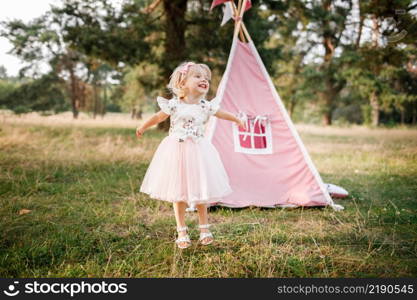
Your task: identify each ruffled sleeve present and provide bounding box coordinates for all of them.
[206,99,220,116]
[157,96,177,115]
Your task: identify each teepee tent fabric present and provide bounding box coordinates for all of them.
[205,19,343,211]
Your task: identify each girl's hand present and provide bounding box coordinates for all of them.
[236,118,247,131]
[136,127,145,138]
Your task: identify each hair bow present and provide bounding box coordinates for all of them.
[179,62,195,75]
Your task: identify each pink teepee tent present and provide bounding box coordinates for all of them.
[206,0,343,211]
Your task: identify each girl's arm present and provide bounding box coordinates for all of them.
[215,109,247,130]
[136,111,169,138]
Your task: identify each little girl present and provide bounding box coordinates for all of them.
[136,61,246,249]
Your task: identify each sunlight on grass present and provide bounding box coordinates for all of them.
[0,112,416,277]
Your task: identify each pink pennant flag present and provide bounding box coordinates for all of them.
[210,0,251,12]
[210,0,229,11]
[244,0,252,11]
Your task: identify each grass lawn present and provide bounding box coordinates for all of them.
[0,112,416,277]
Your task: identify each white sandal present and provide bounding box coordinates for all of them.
[175,226,191,249]
[198,224,214,245]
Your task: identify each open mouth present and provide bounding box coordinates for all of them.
[198,83,208,89]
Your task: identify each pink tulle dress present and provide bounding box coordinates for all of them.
[139,96,233,206]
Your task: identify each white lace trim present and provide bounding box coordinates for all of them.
[140,188,233,205]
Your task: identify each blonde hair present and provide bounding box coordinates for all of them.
[167,61,211,99]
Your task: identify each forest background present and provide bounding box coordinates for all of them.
[0,0,416,128]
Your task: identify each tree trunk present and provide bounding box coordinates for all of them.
[400,107,405,125]
[101,83,107,116]
[320,85,335,126]
[287,56,303,118]
[322,113,332,126]
[370,91,379,126]
[320,0,336,126]
[69,67,79,119]
[62,50,81,119]
[93,81,98,119]
[158,0,188,131]
[371,15,379,48]
[370,16,380,127]
[355,15,364,48]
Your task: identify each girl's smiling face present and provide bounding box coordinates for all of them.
[181,66,210,98]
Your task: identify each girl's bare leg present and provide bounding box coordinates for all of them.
[173,201,189,248]
[196,204,213,244]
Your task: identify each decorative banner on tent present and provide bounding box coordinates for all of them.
[211,0,252,12]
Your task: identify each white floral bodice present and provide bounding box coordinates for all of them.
[157,96,220,143]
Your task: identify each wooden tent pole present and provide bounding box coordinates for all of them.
[234,0,246,42]
[234,0,248,40]
[232,0,251,42]
[239,19,252,42]
[237,0,243,14]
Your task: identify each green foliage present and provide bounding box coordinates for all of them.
[105,102,122,112]
[0,80,19,107]
[120,62,161,112]
[51,0,155,67]
[12,105,31,115]
[0,0,416,124]
[0,73,69,114]
[361,104,372,125]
